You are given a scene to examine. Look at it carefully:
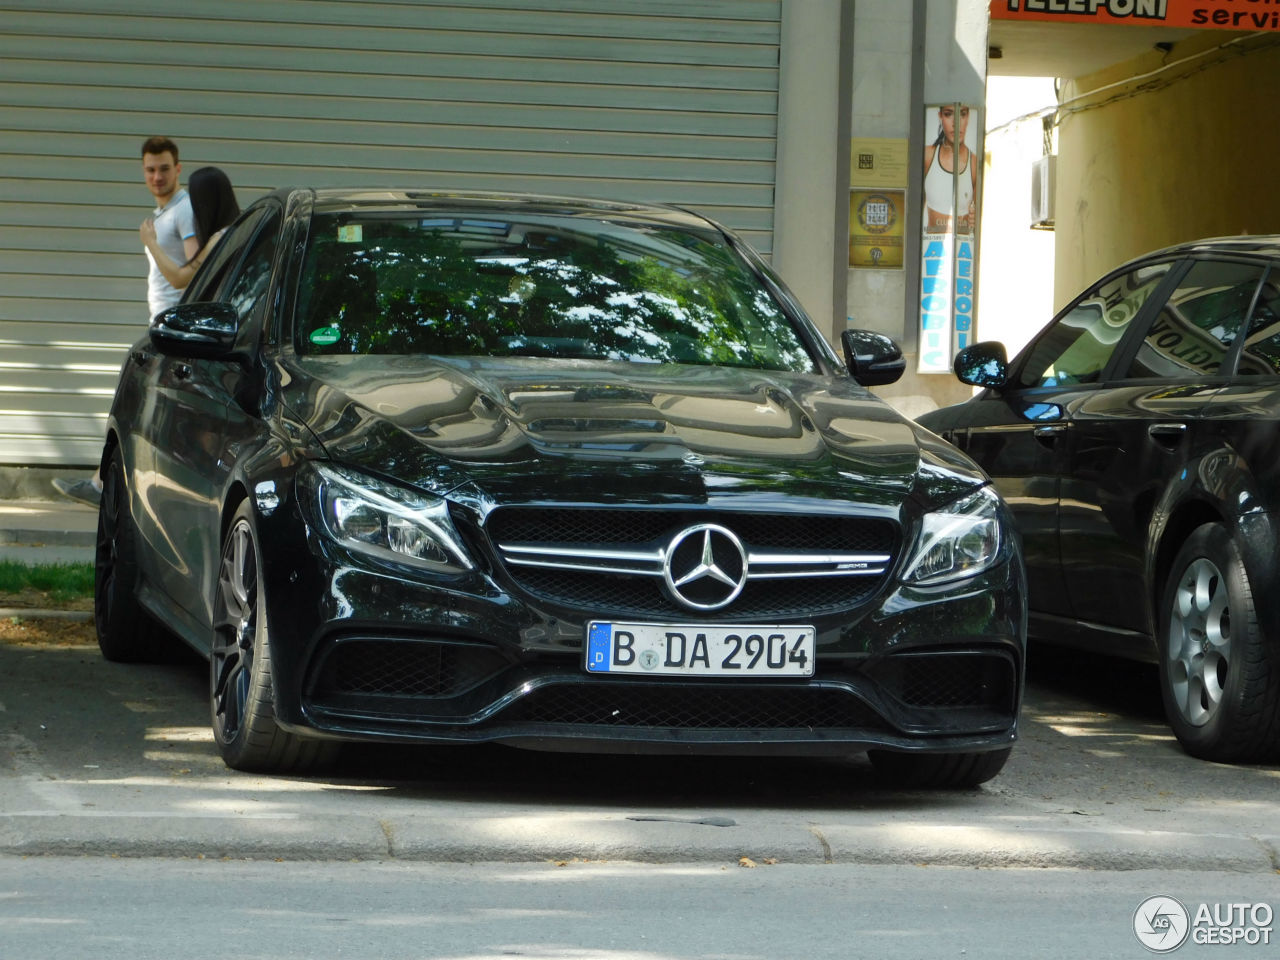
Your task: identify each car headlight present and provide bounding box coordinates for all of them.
[305,462,473,574]
[902,485,1003,585]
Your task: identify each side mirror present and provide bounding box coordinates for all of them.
[953,341,1009,388]
[841,329,905,386]
[150,302,239,359]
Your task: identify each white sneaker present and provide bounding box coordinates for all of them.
[52,477,102,508]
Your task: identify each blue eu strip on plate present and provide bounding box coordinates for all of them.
[587,622,613,672]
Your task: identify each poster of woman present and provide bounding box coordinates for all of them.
[924,104,979,234]
[918,102,982,373]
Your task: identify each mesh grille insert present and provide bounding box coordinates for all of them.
[488,507,896,553]
[868,652,1017,711]
[313,639,509,699]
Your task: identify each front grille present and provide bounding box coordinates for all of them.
[501,682,889,730]
[512,567,880,618]
[488,508,896,553]
[311,638,510,699]
[487,507,898,618]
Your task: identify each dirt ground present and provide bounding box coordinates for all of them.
[0,590,95,646]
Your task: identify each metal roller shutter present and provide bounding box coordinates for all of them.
[0,0,781,465]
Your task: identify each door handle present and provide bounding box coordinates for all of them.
[1147,422,1187,447]
[1033,423,1066,443]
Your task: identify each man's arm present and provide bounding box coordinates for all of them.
[175,193,199,262]
[142,219,203,290]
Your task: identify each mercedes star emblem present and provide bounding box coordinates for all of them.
[662,523,748,611]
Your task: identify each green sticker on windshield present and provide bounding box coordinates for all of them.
[309,326,341,346]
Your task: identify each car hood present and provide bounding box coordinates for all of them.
[279,356,981,510]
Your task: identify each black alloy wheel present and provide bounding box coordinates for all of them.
[210,500,334,773]
[211,512,258,751]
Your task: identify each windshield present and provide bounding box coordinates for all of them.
[292,210,818,372]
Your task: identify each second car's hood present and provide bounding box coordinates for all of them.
[280,355,978,509]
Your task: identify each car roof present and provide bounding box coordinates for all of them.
[268,187,720,232]
[1136,235,1280,262]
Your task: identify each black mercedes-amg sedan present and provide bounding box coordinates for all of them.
[919,236,1280,764]
[96,188,1025,786]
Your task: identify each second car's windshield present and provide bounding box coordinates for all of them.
[292,209,817,372]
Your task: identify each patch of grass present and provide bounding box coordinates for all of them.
[0,559,95,603]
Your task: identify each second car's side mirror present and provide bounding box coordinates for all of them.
[841,329,905,386]
[150,302,239,359]
[953,341,1009,388]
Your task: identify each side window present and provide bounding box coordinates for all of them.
[1235,274,1280,376]
[1124,260,1265,379]
[184,207,272,304]
[1017,262,1171,388]
[223,211,282,328]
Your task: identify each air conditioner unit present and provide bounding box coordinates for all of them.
[1030,155,1056,230]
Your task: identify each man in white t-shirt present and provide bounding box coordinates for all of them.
[54,136,200,507]
[140,135,198,320]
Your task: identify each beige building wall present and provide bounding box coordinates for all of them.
[773,0,851,347]
[850,0,988,419]
[1055,31,1280,309]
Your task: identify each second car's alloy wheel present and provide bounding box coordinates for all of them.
[1159,523,1280,763]
[1166,555,1231,728]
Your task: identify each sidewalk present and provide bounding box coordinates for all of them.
[0,498,96,564]
[2,626,1279,869]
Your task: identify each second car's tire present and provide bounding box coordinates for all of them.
[1158,523,1280,763]
[868,747,1011,789]
[94,446,167,663]
[210,500,336,773]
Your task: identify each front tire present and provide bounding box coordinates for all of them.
[868,747,1011,788]
[210,500,334,773]
[1158,524,1280,763]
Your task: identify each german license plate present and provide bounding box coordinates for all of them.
[585,621,815,677]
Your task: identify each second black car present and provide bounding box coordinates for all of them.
[919,236,1280,763]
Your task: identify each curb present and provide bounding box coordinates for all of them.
[1,816,1277,871]
[0,530,95,548]
[0,608,91,621]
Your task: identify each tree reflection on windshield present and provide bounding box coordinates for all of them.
[294,214,816,372]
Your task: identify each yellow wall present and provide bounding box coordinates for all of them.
[1055,33,1280,309]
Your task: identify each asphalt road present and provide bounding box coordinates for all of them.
[3,859,1278,960]
[1,635,1278,871]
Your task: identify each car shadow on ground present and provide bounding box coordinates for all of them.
[1024,641,1164,722]
[326,741,915,808]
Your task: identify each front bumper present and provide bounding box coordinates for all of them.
[258,558,1023,757]
[253,480,1026,756]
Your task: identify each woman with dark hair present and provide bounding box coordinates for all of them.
[140,165,240,290]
